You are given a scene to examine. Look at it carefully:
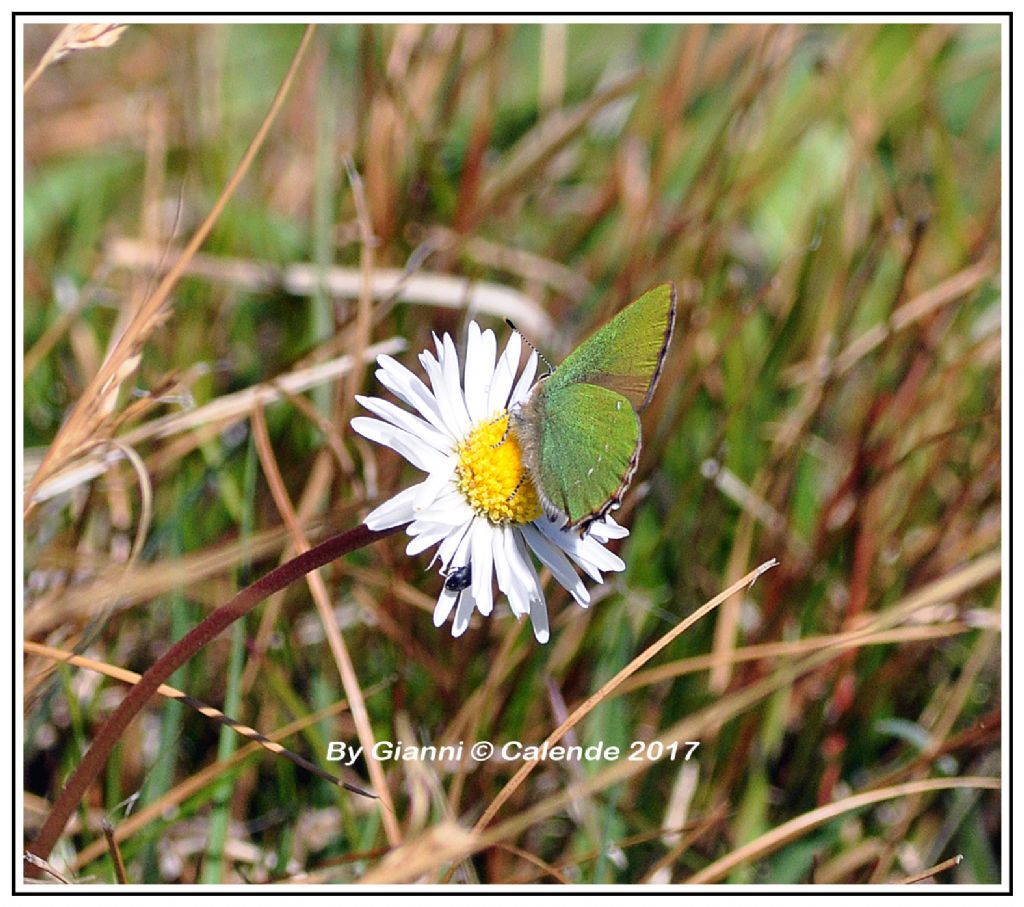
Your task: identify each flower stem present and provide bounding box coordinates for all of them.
[27,522,400,868]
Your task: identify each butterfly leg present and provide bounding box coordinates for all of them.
[490,417,512,448]
[505,472,527,503]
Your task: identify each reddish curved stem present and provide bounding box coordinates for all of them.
[27,522,399,867]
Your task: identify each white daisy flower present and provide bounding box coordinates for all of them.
[351,322,629,643]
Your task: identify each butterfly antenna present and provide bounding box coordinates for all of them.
[505,318,554,377]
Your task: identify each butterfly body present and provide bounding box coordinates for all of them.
[510,283,676,533]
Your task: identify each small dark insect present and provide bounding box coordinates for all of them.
[444,565,472,592]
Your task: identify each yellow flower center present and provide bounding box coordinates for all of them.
[456,412,542,525]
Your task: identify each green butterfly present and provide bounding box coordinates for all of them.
[510,283,676,533]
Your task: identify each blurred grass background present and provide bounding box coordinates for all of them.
[22,21,1001,885]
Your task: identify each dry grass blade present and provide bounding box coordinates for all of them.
[55,23,127,56]
[27,522,300,637]
[100,818,128,884]
[24,24,128,93]
[618,624,973,695]
[84,439,152,566]
[477,70,641,215]
[341,155,377,430]
[66,697,361,872]
[23,851,72,884]
[424,226,594,301]
[27,521,396,868]
[24,264,114,377]
[508,813,724,884]
[494,842,572,884]
[250,402,402,844]
[866,595,1001,882]
[472,559,778,834]
[425,553,1000,881]
[240,450,339,693]
[900,854,964,884]
[640,807,721,884]
[27,338,406,503]
[359,822,477,885]
[785,255,998,384]
[104,237,555,336]
[684,778,998,884]
[463,772,997,889]
[709,496,758,692]
[23,640,353,792]
[24,25,317,515]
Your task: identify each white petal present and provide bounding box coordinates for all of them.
[507,583,532,621]
[515,526,553,603]
[470,521,494,616]
[443,333,473,433]
[463,321,482,388]
[412,456,458,513]
[410,506,474,538]
[407,517,454,540]
[435,518,474,576]
[363,481,427,530]
[512,529,546,600]
[522,523,590,607]
[511,532,551,643]
[405,522,453,556]
[491,525,512,599]
[356,395,454,455]
[463,323,497,422]
[497,526,532,618]
[510,351,539,406]
[420,346,471,438]
[433,587,458,627]
[415,494,475,529]
[452,587,477,636]
[351,418,449,474]
[576,536,626,575]
[529,594,550,644]
[417,350,447,410]
[488,332,522,414]
[588,515,629,542]
[461,322,481,420]
[562,550,604,583]
[536,517,625,579]
[409,506,473,544]
[375,354,454,441]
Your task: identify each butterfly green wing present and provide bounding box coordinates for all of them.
[532,382,641,528]
[547,283,676,410]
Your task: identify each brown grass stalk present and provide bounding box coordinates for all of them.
[27,519,399,868]
[250,402,402,845]
[67,696,365,873]
[27,339,405,505]
[471,559,779,834]
[684,778,998,884]
[24,24,128,94]
[378,552,999,884]
[900,854,964,884]
[103,237,555,337]
[24,24,317,515]
[24,640,348,791]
